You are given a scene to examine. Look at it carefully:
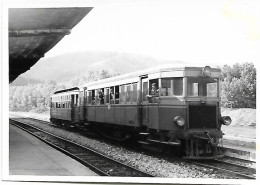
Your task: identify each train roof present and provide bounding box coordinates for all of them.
[52,87,80,96]
[80,65,221,90]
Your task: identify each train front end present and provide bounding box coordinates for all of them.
[142,66,231,159]
[180,66,231,159]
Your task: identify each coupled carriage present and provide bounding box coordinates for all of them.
[50,66,231,159]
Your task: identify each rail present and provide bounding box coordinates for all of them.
[9,119,154,177]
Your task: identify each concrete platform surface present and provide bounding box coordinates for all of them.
[9,124,98,176]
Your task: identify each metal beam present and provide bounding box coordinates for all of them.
[9,53,45,59]
[9,29,71,37]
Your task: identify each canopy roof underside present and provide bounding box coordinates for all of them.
[9,7,93,83]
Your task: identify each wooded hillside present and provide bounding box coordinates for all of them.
[9,63,256,112]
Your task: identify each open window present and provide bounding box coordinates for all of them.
[110,87,115,104]
[91,90,95,105]
[115,86,119,104]
[71,94,78,107]
[149,79,159,96]
[99,88,104,105]
[142,80,148,101]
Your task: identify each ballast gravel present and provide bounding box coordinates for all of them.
[12,118,238,179]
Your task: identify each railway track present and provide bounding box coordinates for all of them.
[216,156,256,169]
[9,119,153,177]
[190,158,256,179]
[10,117,256,179]
[25,117,56,126]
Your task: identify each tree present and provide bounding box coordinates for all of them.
[221,63,256,108]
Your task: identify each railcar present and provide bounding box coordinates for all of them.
[50,66,231,159]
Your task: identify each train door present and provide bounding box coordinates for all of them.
[141,77,159,129]
[71,94,75,122]
[73,94,80,123]
[141,77,149,127]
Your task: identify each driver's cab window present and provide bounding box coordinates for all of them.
[187,77,218,97]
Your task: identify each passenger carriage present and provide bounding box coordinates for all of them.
[50,66,231,159]
[50,87,80,127]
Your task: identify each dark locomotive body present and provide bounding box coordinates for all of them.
[50,66,231,159]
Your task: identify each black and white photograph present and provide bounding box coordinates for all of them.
[1,0,258,184]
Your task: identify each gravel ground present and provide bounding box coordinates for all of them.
[10,114,239,179]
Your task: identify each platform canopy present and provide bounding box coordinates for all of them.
[9,7,93,83]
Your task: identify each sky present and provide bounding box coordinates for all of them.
[43,0,260,66]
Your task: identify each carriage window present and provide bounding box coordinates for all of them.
[105,88,109,103]
[91,90,95,105]
[126,84,131,102]
[84,91,88,105]
[88,91,92,105]
[132,83,138,103]
[110,87,115,104]
[161,78,183,96]
[75,94,79,107]
[120,85,125,103]
[79,91,84,106]
[96,89,100,105]
[142,81,148,101]
[115,86,119,104]
[99,88,105,105]
[187,78,218,97]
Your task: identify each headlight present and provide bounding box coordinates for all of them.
[174,116,185,126]
[222,116,232,126]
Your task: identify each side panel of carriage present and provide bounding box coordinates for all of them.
[85,82,140,127]
[83,72,187,130]
[85,106,139,126]
[50,108,72,121]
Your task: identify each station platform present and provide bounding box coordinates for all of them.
[9,124,98,176]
